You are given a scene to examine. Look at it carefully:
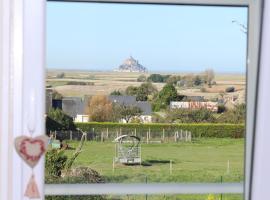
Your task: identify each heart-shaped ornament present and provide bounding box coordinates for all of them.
[14,135,49,168]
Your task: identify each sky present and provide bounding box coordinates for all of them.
[47,2,248,73]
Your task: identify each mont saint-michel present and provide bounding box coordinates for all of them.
[114,56,147,73]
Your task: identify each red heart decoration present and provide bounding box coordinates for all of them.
[14,136,48,168]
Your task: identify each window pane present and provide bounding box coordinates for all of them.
[46,1,247,189]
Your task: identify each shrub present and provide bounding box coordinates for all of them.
[110,90,123,96]
[137,74,147,82]
[45,167,105,200]
[45,149,67,178]
[46,108,76,132]
[147,74,170,83]
[225,86,235,93]
[66,81,94,86]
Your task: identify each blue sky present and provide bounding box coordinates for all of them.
[47,2,248,73]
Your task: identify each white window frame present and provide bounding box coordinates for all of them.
[1,0,270,199]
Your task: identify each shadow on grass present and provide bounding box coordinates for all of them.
[141,159,175,166]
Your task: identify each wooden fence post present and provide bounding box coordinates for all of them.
[162,129,165,142]
[112,157,115,173]
[170,160,173,175]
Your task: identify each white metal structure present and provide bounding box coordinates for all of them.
[1,0,270,199]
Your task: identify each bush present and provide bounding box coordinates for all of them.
[46,108,76,132]
[137,74,147,82]
[45,149,68,178]
[45,167,105,200]
[225,86,235,93]
[66,81,94,86]
[147,74,170,83]
[110,90,122,96]
[166,108,216,123]
[75,122,245,138]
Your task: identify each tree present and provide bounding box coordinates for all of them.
[204,69,215,87]
[166,108,216,123]
[136,82,158,101]
[110,90,123,96]
[46,108,75,131]
[147,74,170,83]
[158,84,178,105]
[152,84,178,111]
[115,104,142,123]
[125,86,139,96]
[125,83,157,101]
[85,95,113,122]
[193,75,203,86]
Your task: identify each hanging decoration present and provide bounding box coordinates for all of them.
[14,135,48,199]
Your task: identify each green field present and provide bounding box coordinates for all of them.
[63,138,244,183]
[46,138,244,200]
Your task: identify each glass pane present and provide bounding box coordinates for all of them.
[45,0,247,191]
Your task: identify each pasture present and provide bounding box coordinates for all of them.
[63,138,244,183]
[48,138,244,200]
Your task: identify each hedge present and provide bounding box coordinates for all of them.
[75,122,245,138]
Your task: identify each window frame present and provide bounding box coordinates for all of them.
[0,0,264,199]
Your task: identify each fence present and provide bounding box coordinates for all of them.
[48,129,193,143]
[48,122,244,142]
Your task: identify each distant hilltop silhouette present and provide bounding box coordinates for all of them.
[114,56,147,73]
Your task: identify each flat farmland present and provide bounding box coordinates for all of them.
[46,71,246,102]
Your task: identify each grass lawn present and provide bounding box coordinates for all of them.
[63,138,244,183]
[46,138,244,200]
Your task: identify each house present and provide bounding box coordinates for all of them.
[108,95,136,105]
[109,95,152,123]
[135,101,152,123]
[170,101,218,112]
[62,97,87,120]
[46,95,89,122]
[74,114,89,123]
